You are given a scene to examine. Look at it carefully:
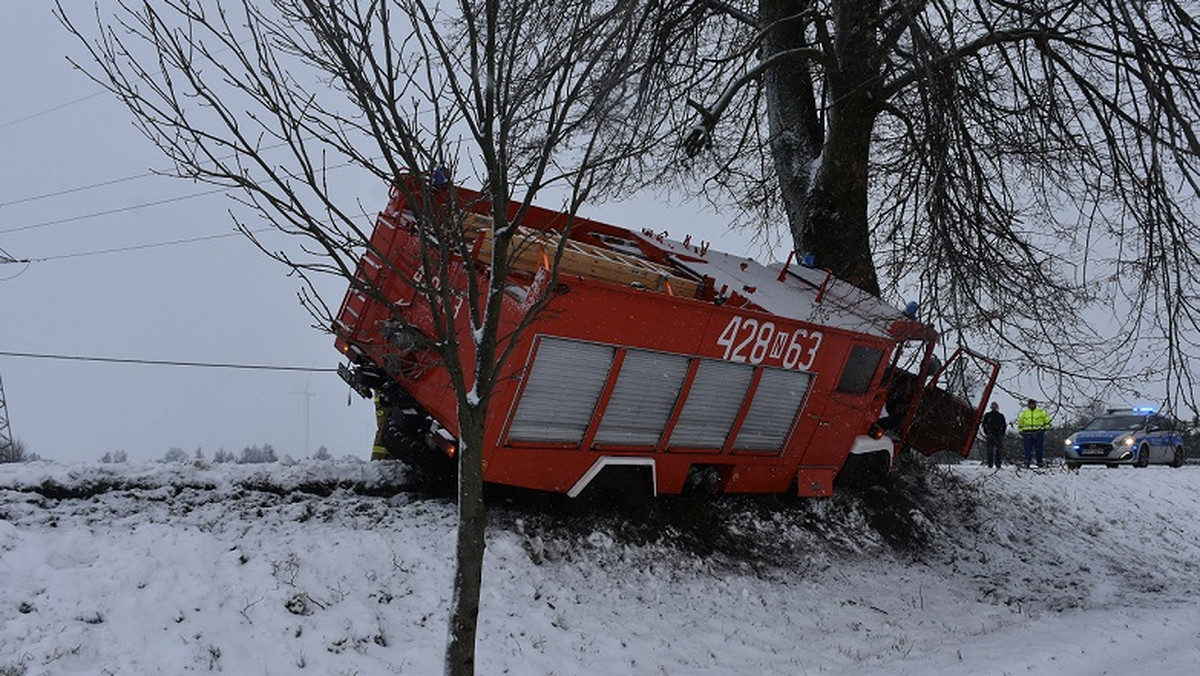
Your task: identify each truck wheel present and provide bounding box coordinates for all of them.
[835,450,891,491]
[1171,446,1185,468]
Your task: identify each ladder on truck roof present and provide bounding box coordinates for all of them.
[467,216,702,298]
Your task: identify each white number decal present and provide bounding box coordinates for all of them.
[729,318,757,362]
[782,330,805,369]
[715,319,820,369]
[718,318,820,370]
[411,267,464,319]
[798,330,823,370]
[749,321,775,364]
[782,329,823,370]
[717,317,741,360]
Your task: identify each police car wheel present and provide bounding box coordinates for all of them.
[1171,446,1185,468]
[1136,444,1150,468]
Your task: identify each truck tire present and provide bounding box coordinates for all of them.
[835,450,891,491]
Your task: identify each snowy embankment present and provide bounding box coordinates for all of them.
[3,458,1200,675]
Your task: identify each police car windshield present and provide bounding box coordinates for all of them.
[1083,414,1145,431]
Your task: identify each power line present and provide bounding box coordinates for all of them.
[0,264,31,282]
[0,171,157,209]
[0,156,366,235]
[0,350,337,373]
[0,246,24,264]
[0,136,343,208]
[0,187,229,235]
[0,139,310,210]
[0,228,274,265]
[30,231,244,262]
[0,92,106,131]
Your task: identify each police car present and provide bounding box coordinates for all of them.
[1062,407,1185,469]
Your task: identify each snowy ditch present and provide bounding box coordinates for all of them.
[3,458,1200,674]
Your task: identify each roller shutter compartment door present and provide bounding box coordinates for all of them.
[734,368,811,452]
[593,349,690,446]
[668,359,754,450]
[507,338,615,444]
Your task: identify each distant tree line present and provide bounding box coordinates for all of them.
[152,444,336,464]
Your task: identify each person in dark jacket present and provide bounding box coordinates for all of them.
[980,402,1007,468]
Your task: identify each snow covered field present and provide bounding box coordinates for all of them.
[3,457,1200,675]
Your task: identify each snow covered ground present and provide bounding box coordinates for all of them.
[3,457,1200,675]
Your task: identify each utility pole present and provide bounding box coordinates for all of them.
[0,372,15,462]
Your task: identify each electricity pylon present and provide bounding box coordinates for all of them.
[0,372,15,461]
[0,246,21,460]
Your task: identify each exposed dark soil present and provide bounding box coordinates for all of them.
[5,454,978,572]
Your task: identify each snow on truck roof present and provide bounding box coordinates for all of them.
[634,230,912,339]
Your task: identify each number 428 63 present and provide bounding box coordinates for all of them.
[716,316,822,371]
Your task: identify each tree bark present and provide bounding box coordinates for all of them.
[444,403,488,676]
[761,0,823,255]
[761,0,882,295]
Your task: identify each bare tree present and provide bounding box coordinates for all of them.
[60,1,661,673]
[636,0,1200,415]
[0,438,34,464]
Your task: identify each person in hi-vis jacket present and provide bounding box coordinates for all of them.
[1016,399,1052,468]
[372,391,394,461]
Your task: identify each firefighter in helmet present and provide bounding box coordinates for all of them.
[372,389,395,461]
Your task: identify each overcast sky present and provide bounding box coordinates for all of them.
[0,3,767,463]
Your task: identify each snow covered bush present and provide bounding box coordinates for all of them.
[161,447,189,464]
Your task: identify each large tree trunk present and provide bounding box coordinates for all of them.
[443,404,488,676]
[762,0,882,296]
[762,0,823,254]
[805,107,880,295]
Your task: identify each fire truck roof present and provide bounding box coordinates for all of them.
[637,231,916,340]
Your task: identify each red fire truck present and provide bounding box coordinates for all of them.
[334,179,998,497]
